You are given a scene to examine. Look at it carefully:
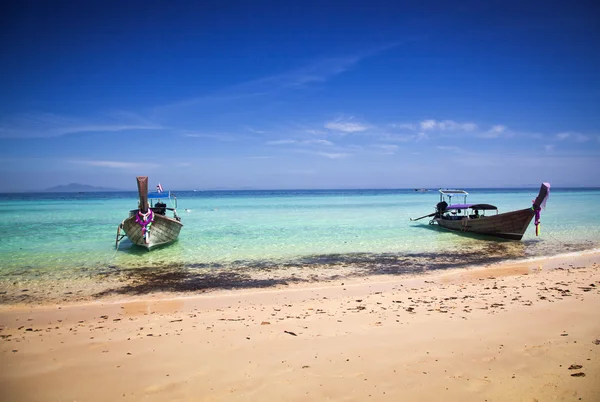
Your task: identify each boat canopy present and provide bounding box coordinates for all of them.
[446,203,497,211]
[147,191,171,199]
[439,189,469,195]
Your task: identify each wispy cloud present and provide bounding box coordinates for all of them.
[371,144,398,154]
[555,131,589,142]
[254,57,361,89]
[244,126,267,134]
[436,145,465,153]
[0,112,163,139]
[266,139,298,145]
[324,117,370,133]
[415,132,429,141]
[420,119,477,131]
[70,160,160,169]
[158,43,402,112]
[378,131,429,142]
[380,134,417,142]
[182,132,236,141]
[479,125,507,138]
[305,129,328,135]
[389,119,517,139]
[389,123,417,130]
[317,152,352,159]
[304,139,333,146]
[266,139,333,146]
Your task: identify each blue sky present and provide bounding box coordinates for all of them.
[2,0,599,191]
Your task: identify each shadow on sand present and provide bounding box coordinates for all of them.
[95,241,529,298]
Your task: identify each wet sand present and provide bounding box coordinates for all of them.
[1,252,599,401]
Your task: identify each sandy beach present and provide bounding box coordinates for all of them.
[1,252,599,401]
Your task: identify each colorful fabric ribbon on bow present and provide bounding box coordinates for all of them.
[135,210,154,243]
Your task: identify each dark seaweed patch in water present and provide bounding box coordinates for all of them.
[94,242,529,297]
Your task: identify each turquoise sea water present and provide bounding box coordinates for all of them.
[1,188,599,302]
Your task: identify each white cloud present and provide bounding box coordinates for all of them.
[459,122,478,131]
[490,125,506,134]
[389,123,417,130]
[266,139,333,146]
[544,144,555,152]
[324,117,370,133]
[420,119,478,131]
[304,139,333,146]
[420,120,437,130]
[481,125,507,138]
[317,152,352,159]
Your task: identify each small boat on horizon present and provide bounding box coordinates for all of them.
[116,176,183,250]
[414,188,429,193]
[410,183,550,240]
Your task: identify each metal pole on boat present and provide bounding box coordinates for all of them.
[410,212,437,221]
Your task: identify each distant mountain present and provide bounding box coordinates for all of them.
[42,183,122,192]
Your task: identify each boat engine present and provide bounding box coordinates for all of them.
[154,202,167,215]
[436,201,448,217]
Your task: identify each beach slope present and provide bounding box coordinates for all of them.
[1,254,599,401]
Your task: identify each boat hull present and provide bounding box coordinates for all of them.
[434,208,535,240]
[122,213,183,250]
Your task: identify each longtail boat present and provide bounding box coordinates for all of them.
[411,183,550,240]
[116,176,183,250]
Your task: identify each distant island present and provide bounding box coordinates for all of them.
[42,183,122,192]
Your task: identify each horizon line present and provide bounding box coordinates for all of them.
[3,185,599,194]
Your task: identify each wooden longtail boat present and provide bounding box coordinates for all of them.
[116,176,183,250]
[411,183,550,240]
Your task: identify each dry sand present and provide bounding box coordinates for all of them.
[1,252,599,401]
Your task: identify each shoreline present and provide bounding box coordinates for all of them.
[2,246,599,309]
[1,251,599,401]
[2,249,599,315]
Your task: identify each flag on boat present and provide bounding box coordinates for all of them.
[157,183,164,193]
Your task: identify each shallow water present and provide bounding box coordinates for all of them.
[1,188,599,302]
